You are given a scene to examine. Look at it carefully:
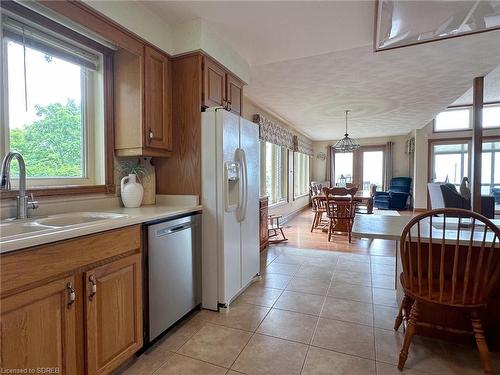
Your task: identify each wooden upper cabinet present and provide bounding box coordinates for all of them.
[115,45,172,157]
[226,74,243,116]
[202,56,244,115]
[0,276,78,375]
[203,57,226,108]
[85,254,142,375]
[144,45,172,151]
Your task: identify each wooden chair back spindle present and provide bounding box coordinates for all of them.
[399,208,500,308]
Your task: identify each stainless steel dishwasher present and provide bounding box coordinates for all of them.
[145,213,201,345]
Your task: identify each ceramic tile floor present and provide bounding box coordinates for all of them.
[118,246,500,375]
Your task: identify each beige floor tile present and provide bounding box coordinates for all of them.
[256,308,318,344]
[327,282,373,303]
[178,323,251,368]
[372,287,398,307]
[371,262,396,276]
[321,297,373,326]
[258,273,293,289]
[274,291,325,316]
[374,328,452,375]
[376,362,429,375]
[154,353,227,375]
[286,276,331,295]
[264,262,301,276]
[337,259,371,273]
[371,256,396,265]
[443,343,500,375]
[236,284,283,307]
[273,254,309,265]
[295,265,334,281]
[157,314,207,352]
[302,346,376,375]
[303,256,339,268]
[312,318,375,360]
[340,253,371,263]
[197,302,270,332]
[373,305,398,330]
[121,345,173,374]
[333,270,372,287]
[231,334,308,375]
[372,274,395,289]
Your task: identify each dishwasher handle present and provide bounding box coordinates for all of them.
[154,222,194,237]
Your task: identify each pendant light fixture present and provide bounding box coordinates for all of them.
[333,110,360,152]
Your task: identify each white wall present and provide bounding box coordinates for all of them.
[242,96,312,221]
[312,134,411,183]
[83,1,250,82]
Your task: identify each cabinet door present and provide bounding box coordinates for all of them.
[203,57,226,108]
[1,276,78,374]
[226,74,243,115]
[144,45,172,151]
[85,254,142,375]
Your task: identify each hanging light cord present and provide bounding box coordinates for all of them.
[344,110,350,136]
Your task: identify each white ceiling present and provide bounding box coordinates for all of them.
[452,64,500,106]
[144,1,500,141]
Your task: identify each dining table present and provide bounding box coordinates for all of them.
[352,214,500,349]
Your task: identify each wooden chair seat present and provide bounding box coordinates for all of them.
[400,273,488,309]
[322,187,357,242]
[394,208,500,374]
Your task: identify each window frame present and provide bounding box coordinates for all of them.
[260,141,289,206]
[293,152,310,199]
[480,138,500,195]
[428,138,471,189]
[0,2,115,198]
[433,103,500,133]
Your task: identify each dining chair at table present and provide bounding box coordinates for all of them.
[395,208,500,374]
[311,195,328,232]
[322,187,358,242]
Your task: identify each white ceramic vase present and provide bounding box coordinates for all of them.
[120,174,144,208]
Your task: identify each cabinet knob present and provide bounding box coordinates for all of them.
[89,275,97,301]
[67,283,76,307]
[148,129,153,142]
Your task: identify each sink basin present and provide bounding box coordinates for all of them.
[34,212,129,227]
[0,222,53,237]
[1,212,129,240]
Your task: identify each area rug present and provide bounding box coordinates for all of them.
[372,209,400,216]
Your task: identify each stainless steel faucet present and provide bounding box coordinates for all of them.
[1,151,38,219]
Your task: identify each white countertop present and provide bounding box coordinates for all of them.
[0,197,202,254]
[352,214,499,245]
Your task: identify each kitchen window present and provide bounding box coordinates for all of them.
[293,152,310,198]
[1,10,107,189]
[260,141,288,205]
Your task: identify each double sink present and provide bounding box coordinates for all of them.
[1,212,130,239]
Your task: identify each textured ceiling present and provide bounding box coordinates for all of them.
[452,65,500,106]
[245,30,500,141]
[143,1,373,65]
[143,1,500,141]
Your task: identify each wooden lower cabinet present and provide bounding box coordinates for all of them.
[0,276,78,374]
[0,226,142,375]
[85,254,142,375]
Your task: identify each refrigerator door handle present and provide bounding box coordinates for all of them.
[235,148,248,223]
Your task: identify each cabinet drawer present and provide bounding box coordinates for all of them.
[1,226,141,295]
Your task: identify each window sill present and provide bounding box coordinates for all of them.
[268,200,288,210]
[294,193,310,200]
[0,184,116,199]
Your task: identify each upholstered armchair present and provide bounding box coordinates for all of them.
[373,177,412,210]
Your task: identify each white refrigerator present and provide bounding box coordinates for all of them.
[201,108,260,311]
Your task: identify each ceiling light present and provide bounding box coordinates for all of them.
[333,110,361,153]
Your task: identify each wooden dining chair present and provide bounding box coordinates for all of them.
[311,195,328,232]
[395,208,500,374]
[322,187,357,242]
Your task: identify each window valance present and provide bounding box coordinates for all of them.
[253,114,294,150]
[293,135,313,156]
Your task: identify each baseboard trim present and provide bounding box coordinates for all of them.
[281,205,310,225]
